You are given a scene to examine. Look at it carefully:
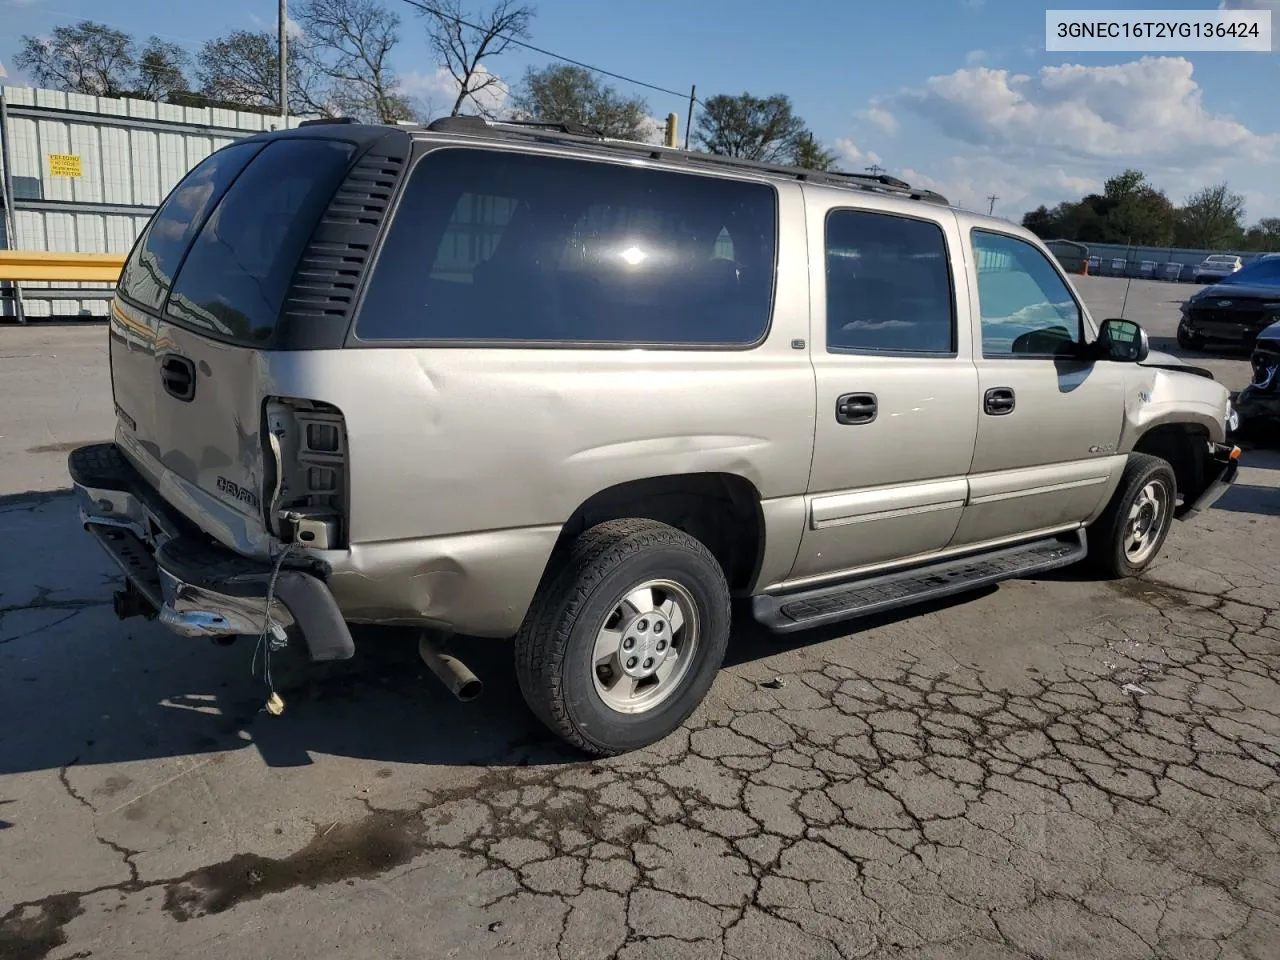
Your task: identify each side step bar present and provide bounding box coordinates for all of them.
[752,531,1088,634]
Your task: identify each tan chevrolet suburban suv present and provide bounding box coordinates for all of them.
[69,116,1240,755]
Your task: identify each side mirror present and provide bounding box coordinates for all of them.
[1096,318,1149,363]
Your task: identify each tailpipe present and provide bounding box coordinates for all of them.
[418,632,483,702]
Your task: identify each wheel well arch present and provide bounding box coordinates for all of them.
[549,473,765,593]
[1132,422,1211,503]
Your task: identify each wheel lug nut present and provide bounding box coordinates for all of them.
[656,640,666,652]
[653,622,663,635]
[636,619,648,631]
[626,656,638,669]
[622,637,635,650]
[642,658,654,669]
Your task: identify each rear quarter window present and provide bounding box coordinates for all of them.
[163,138,356,345]
[354,147,778,346]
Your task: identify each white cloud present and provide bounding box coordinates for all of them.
[965,50,988,65]
[894,57,1278,166]
[833,138,883,171]
[896,157,1106,218]
[859,105,898,136]
[399,64,509,119]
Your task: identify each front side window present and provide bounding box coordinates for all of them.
[117,141,262,311]
[355,148,778,345]
[972,229,1083,358]
[825,209,955,354]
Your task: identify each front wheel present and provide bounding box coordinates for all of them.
[1087,454,1177,579]
[1176,325,1202,351]
[514,518,731,756]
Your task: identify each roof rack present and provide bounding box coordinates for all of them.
[421,115,949,205]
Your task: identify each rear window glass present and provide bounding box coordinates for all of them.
[355,148,777,345]
[164,138,356,344]
[117,142,261,311]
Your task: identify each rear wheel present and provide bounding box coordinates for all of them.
[514,518,731,756]
[1088,454,1177,579]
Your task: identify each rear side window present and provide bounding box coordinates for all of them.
[164,139,356,344]
[355,148,778,345]
[117,142,261,311]
[824,209,955,354]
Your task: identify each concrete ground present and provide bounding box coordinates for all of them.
[2,277,1278,960]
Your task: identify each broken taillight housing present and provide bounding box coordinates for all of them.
[264,398,349,549]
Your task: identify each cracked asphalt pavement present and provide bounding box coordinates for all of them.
[3,281,1280,960]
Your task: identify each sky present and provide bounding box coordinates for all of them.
[1,0,1278,222]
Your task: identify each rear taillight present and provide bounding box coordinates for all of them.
[264,398,349,549]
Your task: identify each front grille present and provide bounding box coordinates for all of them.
[1188,306,1268,328]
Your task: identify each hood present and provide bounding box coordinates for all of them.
[1257,320,1280,343]
[1139,349,1214,379]
[1191,282,1280,301]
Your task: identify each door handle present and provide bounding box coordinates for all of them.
[983,387,1015,416]
[835,392,878,425]
[160,354,196,402]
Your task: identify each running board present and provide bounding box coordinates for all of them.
[752,531,1087,634]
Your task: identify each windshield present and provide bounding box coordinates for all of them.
[1220,257,1280,286]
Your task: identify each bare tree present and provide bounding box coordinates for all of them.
[297,0,413,123]
[16,22,135,96]
[404,0,534,117]
[197,29,332,115]
[134,38,190,100]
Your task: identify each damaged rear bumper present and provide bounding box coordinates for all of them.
[68,443,354,661]
[1176,442,1241,521]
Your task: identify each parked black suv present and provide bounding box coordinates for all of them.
[1178,255,1280,351]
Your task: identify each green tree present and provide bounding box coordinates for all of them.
[196,30,330,115]
[1242,217,1280,252]
[694,92,809,164]
[15,22,135,96]
[1099,169,1175,246]
[791,131,836,171]
[1175,183,1246,249]
[511,64,650,139]
[134,38,190,101]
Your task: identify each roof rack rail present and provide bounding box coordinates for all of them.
[298,116,358,127]
[418,114,950,206]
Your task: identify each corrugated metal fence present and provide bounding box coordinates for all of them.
[0,85,309,321]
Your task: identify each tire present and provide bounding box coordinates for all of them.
[1087,453,1177,579]
[514,518,731,756]
[1176,326,1201,351]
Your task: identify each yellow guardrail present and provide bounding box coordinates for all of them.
[0,250,127,283]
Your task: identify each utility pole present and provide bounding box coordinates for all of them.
[683,84,695,150]
[865,163,885,176]
[986,194,999,215]
[278,0,288,125]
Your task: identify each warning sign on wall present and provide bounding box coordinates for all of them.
[47,153,83,177]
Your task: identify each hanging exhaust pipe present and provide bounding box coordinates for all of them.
[418,632,483,702]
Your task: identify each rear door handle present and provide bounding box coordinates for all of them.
[984,387,1015,416]
[160,354,196,402]
[835,392,878,425]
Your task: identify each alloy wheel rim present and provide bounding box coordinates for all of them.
[1124,480,1169,565]
[591,579,699,715]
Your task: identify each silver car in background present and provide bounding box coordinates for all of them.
[1194,254,1243,283]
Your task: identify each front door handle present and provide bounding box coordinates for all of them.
[984,387,1015,416]
[836,392,878,425]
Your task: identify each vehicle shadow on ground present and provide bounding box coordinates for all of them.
[0,491,997,779]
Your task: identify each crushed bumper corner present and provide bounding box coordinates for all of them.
[69,442,354,662]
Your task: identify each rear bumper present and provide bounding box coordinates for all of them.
[1176,442,1241,521]
[69,443,354,660]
